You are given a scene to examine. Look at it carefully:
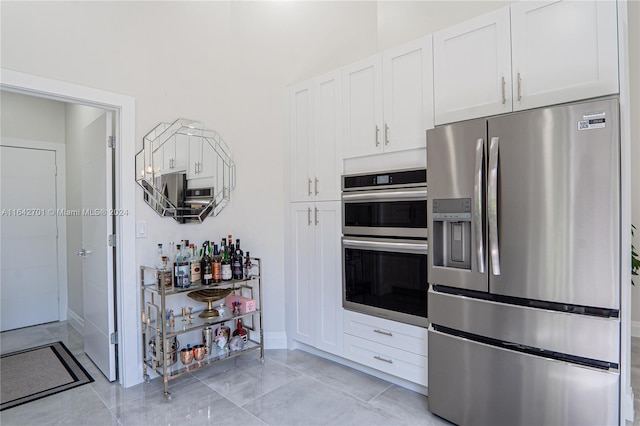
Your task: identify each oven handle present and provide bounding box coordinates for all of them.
[342,238,428,255]
[341,188,427,202]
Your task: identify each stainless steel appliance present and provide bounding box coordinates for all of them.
[427,97,620,425]
[342,168,427,238]
[342,169,428,327]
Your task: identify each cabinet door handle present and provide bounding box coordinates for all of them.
[374,329,393,337]
[375,125,380,146]
[517,72,522,101]
[307,207,312,225]
[314,207,319,225]
[194,162,198,174]
[308,179,312,196]
[314,178,319,196]
[374,355,393,364]
[384,124,390,145]
[501,76,506,105]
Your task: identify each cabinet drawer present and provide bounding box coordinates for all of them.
[343,310,427,356]
[344,334,427,386]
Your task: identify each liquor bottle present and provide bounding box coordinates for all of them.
[243,251,252,278]
[173,243,181,286]
[232,239,243,280]
[155,243,172,288]
[176,243,191,288]
[190,244,201,285]
[221,241,232,281]
[232,318,248,343]
[212,244,222,283]
[201,242,213,285]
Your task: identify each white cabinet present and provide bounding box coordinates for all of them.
[187,135,216,181]
[343,310,427,386]
[289,201,343,356]
[160,134,188,174]
[433,7,512,125]
[343,36,433,158]
[510,0,618,112]
[288,71,342,202]
[433,1,619,124]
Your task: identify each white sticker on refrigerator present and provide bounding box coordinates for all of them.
[578,111,606,130]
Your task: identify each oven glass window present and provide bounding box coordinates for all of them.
[344,247,428,318]
[344,201,427,229]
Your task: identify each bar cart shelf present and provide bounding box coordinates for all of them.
[139,257,263,400]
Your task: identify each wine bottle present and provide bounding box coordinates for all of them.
[212,244,222,283]
[201,242,213,285]
[243,251,252,278]
[232,239,243,280]
[176,243,191,288]
[221,241,232,281]
[190,244,201,285]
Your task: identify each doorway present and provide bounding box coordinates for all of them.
[0,69,138,387]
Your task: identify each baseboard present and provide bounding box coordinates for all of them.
[632,321,640,338]
[264,331,287,349]
[66,309,84,334]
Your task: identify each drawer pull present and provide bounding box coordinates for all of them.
[374,355,393,364]
[374,329,393,337]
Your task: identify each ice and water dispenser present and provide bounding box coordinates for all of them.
[431,198,472,270]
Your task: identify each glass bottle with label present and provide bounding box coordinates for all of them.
[190,244,201,285]
[232,318,248,343]
[212,244,222,283]
[155,243,172,288]
[243,251,252,278]
[176,243,191,288]
[232,239,243,280]
[221,241,232,281]
[201,242,213,285]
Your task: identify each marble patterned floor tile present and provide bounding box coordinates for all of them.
[266,348,392,402]
[0,326,55,354]
[191,357,302,406]
[0,382,116,426]
[112,374,263,426]
[242,375,382,426]
[369,385,451,425]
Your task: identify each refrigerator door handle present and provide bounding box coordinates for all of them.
[474,138,485,274]
[488,136,501,275]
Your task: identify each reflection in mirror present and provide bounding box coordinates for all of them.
[135,119,235,223]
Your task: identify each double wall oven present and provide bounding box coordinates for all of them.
[342,168,428,327]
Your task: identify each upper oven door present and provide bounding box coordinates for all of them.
[342,187,428,238]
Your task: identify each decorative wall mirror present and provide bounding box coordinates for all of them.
[135,119,235,223]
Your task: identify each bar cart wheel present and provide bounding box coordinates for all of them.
[143,374,150,384]
[164,392,172,402]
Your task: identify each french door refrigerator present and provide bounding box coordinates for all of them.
[427,96,620,426]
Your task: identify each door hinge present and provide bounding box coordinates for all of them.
[110,332,118,345]
[108,234,116,247]
[108,135,116,149]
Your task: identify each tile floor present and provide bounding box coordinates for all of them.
[0,321,638,426]
[0,321,447,426]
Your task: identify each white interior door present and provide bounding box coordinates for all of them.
[0,146,59,331]
[80,111,116,381]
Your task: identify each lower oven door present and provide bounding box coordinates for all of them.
[342,236,428,327]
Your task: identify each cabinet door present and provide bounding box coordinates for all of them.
[510,0,618,111]
[342,55,384,158]
[433,6,512,125]
[289,81,314,202]
[314,71,342,201]
[314,201,343,356]
[187,135,201,179]
[383,35,434,153]
[289,202,316,346]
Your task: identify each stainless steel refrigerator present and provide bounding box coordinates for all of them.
[426,96,621,426]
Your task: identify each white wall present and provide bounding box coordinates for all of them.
[2,0,637,350]
[0,90,66,143]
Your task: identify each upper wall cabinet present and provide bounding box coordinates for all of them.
[433,7,513,125]
[343,36,434,158]
[510,0,618,112]
[288,70,343,203]
[434,1,619,125]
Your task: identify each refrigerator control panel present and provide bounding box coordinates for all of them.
[432,198,472,270]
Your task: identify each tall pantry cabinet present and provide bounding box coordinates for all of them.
[286,70,344,356]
